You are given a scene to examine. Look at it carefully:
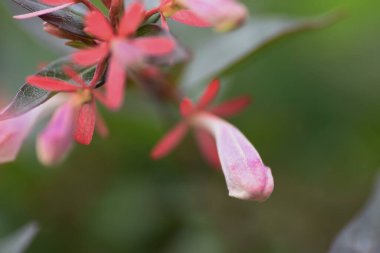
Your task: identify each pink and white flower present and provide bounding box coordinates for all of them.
[151,80,274,201]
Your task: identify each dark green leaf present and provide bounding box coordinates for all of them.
[0,222,39,253]
[181,12,343,88]
[12,0,89,39]
[0,56,102,121]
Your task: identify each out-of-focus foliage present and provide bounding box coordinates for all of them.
[329,174,380,253]
[0,0,380,253]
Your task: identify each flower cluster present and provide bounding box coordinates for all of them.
[1,0,273,201]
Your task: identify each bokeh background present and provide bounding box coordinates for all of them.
[1,0,380,252]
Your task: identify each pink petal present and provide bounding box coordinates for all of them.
[104,56,127,110]
[151,121,189,159]
[37,101,75,166]
[193,113,274,201]
[197,79,220,109]
[160,13,170,31]
[180,98,194,117]
[41,0,74,5]
[194,128,220,168]
[85,11,114,41]
[72,43,109,66]
[73,100,96,145]
[0,109,40,163]
[210,96,251,118]
[179,0,247,32]
[26,76,79,92]
[118,2,145,37]
[171,10,210,27]
[13,2,74,19]
[133,36,175,56]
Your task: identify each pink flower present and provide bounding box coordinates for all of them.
[157,0,248,31]
[0,94,67,164]
[72,2,175,110]
[151,80,274,201]
[26,67,109,165]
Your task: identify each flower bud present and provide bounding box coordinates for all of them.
[178,0,248,32]
[192,113,274,201]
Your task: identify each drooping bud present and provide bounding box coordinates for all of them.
[37,101,76,166]
[178,0,248,32]
[192,113,274,201]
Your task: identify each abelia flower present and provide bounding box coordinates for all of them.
[26,67,109,165]
[0,94,67,164]
[157,0,248,32]
[72,2,175,110]
[151,80,274,201]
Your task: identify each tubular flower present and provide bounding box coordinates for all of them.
[151,80,274,201]
[26,67,109,165]
[72,2,175,110]
[157,0,248,32]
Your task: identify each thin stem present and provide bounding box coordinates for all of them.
[89,61,107,88]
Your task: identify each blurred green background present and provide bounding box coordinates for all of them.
[1,0,380,252]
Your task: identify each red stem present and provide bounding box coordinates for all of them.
[145,7,160,19]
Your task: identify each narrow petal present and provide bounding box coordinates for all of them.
[197,79,220,109]
[72,43,109,66]
[160,13,170,31]
[0,109,40,163]
[13,2,74,19]
[37,101,75,166]
[193,113,274,201]
[210,96,251,118]
[171,10,210,27]
[194,128,220,168]
[26,76,79,92]
[41,0,75,5]
[85,11,114,41]
[133,37,175,56]
[118,2,145,37]
[74,101,96,145]
[104,56,127,110]
[180,98,195,117]
[151,121,189,159]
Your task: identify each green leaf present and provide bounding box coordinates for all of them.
[181,12,343,88]
[0,57,102,121]
[11,0,89,39]
[0,223,39,253]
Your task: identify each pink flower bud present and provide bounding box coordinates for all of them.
[37,101,76,166]
[178,0,248,32]
[192,113,274,201]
